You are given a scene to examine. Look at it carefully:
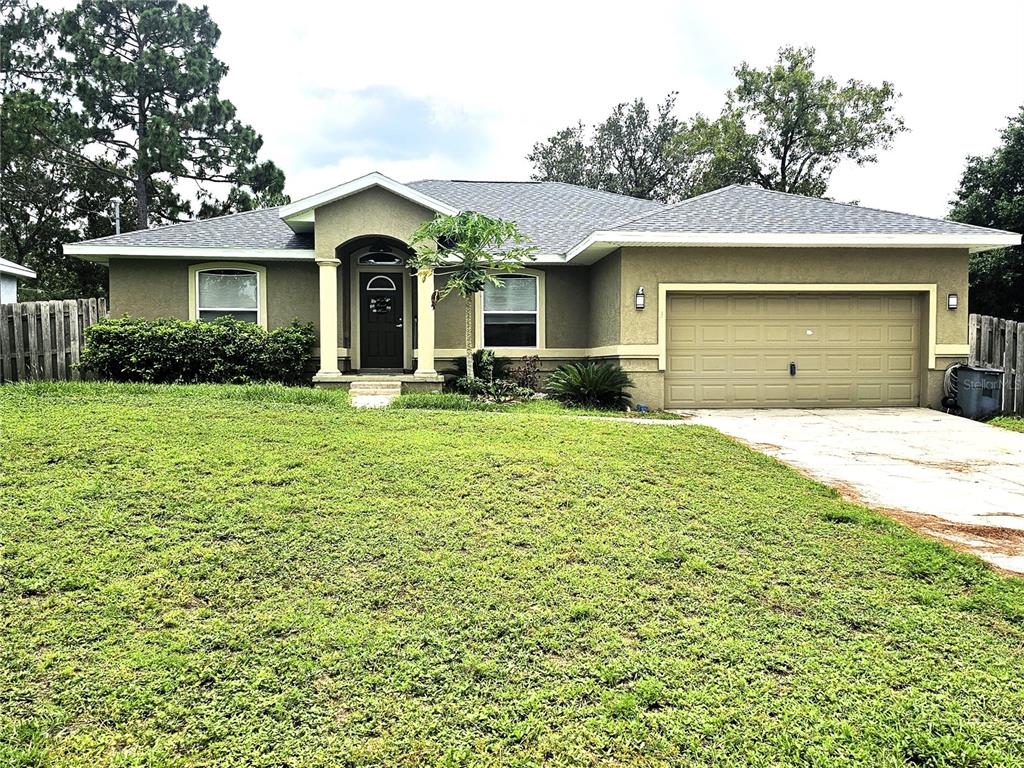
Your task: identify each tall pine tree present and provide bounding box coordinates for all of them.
[57,0,287,228]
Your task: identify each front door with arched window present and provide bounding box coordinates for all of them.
[359,272,404,369]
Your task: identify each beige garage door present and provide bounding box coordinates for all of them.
[665,292,922,408]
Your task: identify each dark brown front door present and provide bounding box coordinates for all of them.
[359,272,404,369]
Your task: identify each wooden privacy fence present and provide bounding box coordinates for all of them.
[0,298,108,383]
[968,313,1024,416]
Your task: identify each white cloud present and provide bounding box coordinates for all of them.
[47,0,1024,218]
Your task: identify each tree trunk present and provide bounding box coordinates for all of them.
[464,294,475,379]
[134,166,148,229]
[135,94,148,229]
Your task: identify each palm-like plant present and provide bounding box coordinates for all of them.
[546,362,635,410]
[407,211,536,379]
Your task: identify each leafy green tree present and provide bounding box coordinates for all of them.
[57,0,287,228]
[1,91,117,298]
[407,212,537,379]
[691,46,907,197]
[529,47,906,202]
[198,161,290,219]
[1,0,111,297]
[528,94,688,201]
[950,106,1024,320]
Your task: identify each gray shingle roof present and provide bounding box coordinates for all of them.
[407,180,662,253]
[70,207,314,250]
[67,180,1017,256]
[612,185,1018,236]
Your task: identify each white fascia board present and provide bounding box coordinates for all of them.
[566,230,1023,261]
[279,171,459,224]
[0,262,37,279]
[64,245,315,261]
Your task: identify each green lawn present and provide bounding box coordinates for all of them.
[989,416,1024,433]
[2,383,1022,767]
[390,392,684,420]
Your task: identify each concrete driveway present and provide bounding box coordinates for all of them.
[676,408,1024,574]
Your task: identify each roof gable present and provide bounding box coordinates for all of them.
[280,172,459,232]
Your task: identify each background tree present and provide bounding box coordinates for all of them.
[1,0,111,297]
[950,105,1024,320]
[1,0,290,298]
[528,94,689,201]
[407,212,537,379]
[528,46,907,201]
[57,0,287,228]
[694,46,907,196]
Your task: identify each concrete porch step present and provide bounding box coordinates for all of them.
[348,380,403,397]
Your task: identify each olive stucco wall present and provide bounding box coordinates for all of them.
[432,265,591,364]
[315,187,432,260]
[588,251,620,347]
[618,246,969,346]
[612,246,970,409]
[108,259,318,331]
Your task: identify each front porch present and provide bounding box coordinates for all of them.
[311,235,443,390]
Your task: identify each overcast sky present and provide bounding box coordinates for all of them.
[51,0,1024,218]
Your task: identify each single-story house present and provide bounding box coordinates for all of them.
[0,257,36,304]
[65,172,1021,409]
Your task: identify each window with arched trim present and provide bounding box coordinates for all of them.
[366,275,398,291]
[196,268,260,324]
[483,274,537,346]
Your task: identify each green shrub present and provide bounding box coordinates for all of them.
[508,354,541,391]
[449,349,510,381]
[546,361,634,410]
[80,316,316,385]
[389,393,498,411]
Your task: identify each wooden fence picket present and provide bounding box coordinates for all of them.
[0,298,109,383]
[968,313,1024,417]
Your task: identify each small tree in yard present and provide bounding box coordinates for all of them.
[408,211,537,380]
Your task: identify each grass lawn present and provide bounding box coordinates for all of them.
[390,392,684,420]
[2,383,1023,767]
[988,416,1024,433]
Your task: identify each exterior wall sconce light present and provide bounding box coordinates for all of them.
[635,287,646,310]
[947,293,958,310]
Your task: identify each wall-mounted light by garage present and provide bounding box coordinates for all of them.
[947,293,959,310]
[635,287,646,310]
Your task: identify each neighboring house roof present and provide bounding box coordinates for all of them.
[0,256,36,279]
[63,173,1020,264]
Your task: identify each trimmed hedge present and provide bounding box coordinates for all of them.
[80,317,316,385]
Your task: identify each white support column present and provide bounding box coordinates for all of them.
[315,258,340,377]
[414,268,436,376]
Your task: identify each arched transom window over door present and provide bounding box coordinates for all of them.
[366,275,398,291]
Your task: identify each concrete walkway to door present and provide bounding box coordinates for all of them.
[675,408,1024,574]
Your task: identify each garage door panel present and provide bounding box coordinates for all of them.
[665,291,922,408]
[666,323,697,344]
[888,324,915,343]
[764,325,791,343]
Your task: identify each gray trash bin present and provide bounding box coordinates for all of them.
[956,366,1003,420]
